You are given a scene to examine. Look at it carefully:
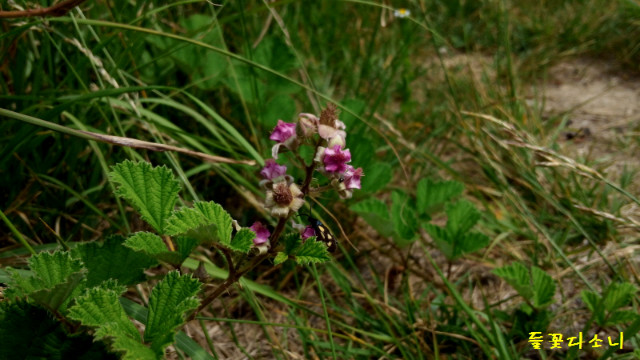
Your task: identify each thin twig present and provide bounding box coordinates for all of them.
[0,108,256,165]
[0,0,89,19]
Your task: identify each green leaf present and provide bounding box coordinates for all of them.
[254,37,297,74]
[274,252,288,265]
[350,198,395,238]
[493,262,534,300]
[165,207,209,235]
[124,232,169,256]
[165,201,233,247]
[68,282,134,335]
[68,282,157,360]
[174,236,200,263]
[73,235,157,288]
[423,223,453,257]
[282,233,302,255]
[531,266,556,308]
[6,251,85,311]
[604,282,637,312]
[109,160,181,234]
[119,298,215,360]
[391,191,419,244]
[456,232,490,258]
[147,14,227,90]
[230,228,255,253]
[124,232,197,266]
[581,290,601,314]
[0,301,116,360]
[338,98,367,128]
[144,271,201,355]
[361,162,393,193]
[264,96,296,126]
[606,310,640,326]
[294,238,331,264]
[445,200,480,237]
[416,179,464,214]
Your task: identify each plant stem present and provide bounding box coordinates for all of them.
[190,142,320,321]
[188,218,287,321]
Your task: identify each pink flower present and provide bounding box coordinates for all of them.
[302,226,315,240]
[343,165,364,190]
[269,120,296,143]
[323,145,351,173]
[260,159,287,180]
[249,221,271,245]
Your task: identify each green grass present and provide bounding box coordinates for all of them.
[2,0,640,358]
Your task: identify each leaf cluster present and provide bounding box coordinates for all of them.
[351,178,489,260]
[2,243,201,359]
[274,233,332,265]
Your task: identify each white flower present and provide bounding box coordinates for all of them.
[393,8,411,18]
[264,180,305,218]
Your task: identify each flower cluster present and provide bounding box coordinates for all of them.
[309,104,364,199]
[250,104,363,248]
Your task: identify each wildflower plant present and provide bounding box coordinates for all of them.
[0,104,362,359]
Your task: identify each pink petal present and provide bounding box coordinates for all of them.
[269,120,297,143]
[250,221,271,245]
[260,159,287,180]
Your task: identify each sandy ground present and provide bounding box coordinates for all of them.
[542,58,640,188]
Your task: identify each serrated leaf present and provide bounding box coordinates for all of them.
[110,160,181,234]
[294,239,331,264]
[68,283,135,336]
[350,198,395,238]
[493,262,534,300]
[274,252,288,265]
[423,223,454,257]
[124,232,197,266]
[230,228,255,253]
[105,330,158,360]
[164,207,208,235]
[282,233,302,254]
[391,191,418,243]
[125,232,168,255]
[165,201,233,248]
[531,266,556,308]
[193,201,232,244]
[0,301,116,360]
[7,251,85,311]
[174,236,200,262]
[416,179,464,213]
[73,235,157,288]
[68,283,156,359]
[30,271,86,312]
[581,290,600,313]
[456,232,490,258]
[144,271,201,355]
[604,282,637,312]
[605,310,640,326]
[445,200,480,237]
